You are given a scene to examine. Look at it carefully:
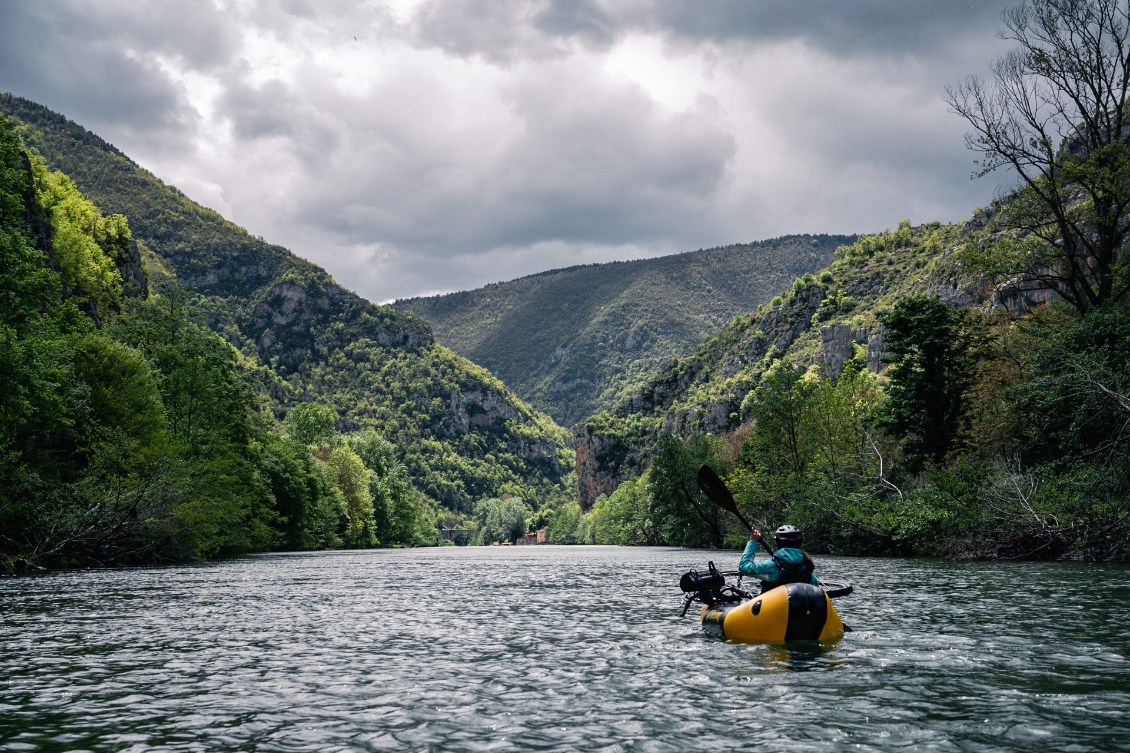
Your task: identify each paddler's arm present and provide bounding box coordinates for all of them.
[738,529,774,579]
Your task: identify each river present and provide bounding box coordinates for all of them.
[2,546,1128,752]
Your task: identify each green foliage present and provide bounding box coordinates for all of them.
[33,159,126,317]
[569,211,1128,559]
[0,116,303,567]
[646,433,728,547]
[348,430,438,546]
[283,403,337,446]
[0,96,576,517]
[585,476,655,545]
[877,296,979,468]
[546,500,583,544]
[254,432,335,550]
[312,442,375,548]
[472,496,530,544]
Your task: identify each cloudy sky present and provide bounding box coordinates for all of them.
[1,0,1016,303]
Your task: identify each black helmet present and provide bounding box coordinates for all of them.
[774,524,803,546]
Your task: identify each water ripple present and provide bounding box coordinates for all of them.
[2,548,1129,752]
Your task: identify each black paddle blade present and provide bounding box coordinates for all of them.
[696,464,752,530]
[696,464,735,510]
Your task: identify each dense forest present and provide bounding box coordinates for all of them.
[0,95,576,519]
[562,218,1129,559]
[394,234,853,426]
[0,103,588,568]
[0,117,452,567]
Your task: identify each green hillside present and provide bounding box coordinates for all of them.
[394,235,853,426]
[571,218,1129,559]
[0,95,574,513]
[573,221,956,505]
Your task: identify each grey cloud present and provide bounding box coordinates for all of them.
[281,59,736,258]
[0,0,240,150]
[411,0,1015,63]
[629,0,1014,59]
[0,0,1012,304]
[0,4,177,127]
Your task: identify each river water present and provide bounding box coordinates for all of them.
[2,546,1128,752]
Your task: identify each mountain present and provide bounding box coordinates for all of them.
[572,219,1012,507]
[393,235,853,426]
[0,94,573,511]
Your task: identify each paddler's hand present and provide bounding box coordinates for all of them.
[750,528,762,542]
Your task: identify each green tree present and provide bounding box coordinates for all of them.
[349,430,426,546]
[647,433,726,547]
[877,296,978,468]
[547,500,583,543]
[587,475,655,544]
[282,403,337,446]
[745,363,818,478]
[473,496,529,544]
[255,432,334,550]
[946,0,1130,313]
[312,442,375,547]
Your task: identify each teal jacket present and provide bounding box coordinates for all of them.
[738,541,819,585]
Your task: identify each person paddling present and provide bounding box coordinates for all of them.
[738,525,819,594]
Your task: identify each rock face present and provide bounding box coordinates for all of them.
[117,239,149,299]
[816,323,883,379]
[245,275,431,370]
[927,242,1059,316]
[574,423,645,509]
[448,389,521,434]
[817,323,855,381]
[866,329,885,373]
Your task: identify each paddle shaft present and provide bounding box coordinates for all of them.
[695,464,774,555]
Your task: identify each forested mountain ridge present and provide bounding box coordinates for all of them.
[394,235,853,426]
[574,218,1024,506]
[0,95,573,512]
[567,211,1128,560]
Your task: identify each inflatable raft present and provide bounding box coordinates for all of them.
[679,562,851,643]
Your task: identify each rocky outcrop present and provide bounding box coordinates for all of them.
[447,389,522,434]
[866,329,885,373]
[117,239,148,299]
[246,275,431,369]
[928,239,1059,316]
[574,422,648,510]
[817,324,854,380]
[816,324,873,380]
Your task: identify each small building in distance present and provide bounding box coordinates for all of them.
[515,528,548,545]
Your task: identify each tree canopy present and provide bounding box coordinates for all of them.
[946,0,1130,313]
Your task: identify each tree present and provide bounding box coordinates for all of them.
[877,296,978,468]
[348,430,422,546]
[472,496,529,544]
[744,363,818,478]
[312,443,375,547]
[946,0,1130,313]
[587,476,656,545]
[647,433,727,547]
[282,403,337,446]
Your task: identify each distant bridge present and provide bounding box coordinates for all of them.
[438,528,474,545]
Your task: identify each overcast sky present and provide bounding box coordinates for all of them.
[0,0,1016,303]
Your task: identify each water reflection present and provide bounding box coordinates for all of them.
[753,641,844,673]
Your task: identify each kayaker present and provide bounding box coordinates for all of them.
[738,525,819,593]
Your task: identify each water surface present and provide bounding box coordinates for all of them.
[2,547,1128,752]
